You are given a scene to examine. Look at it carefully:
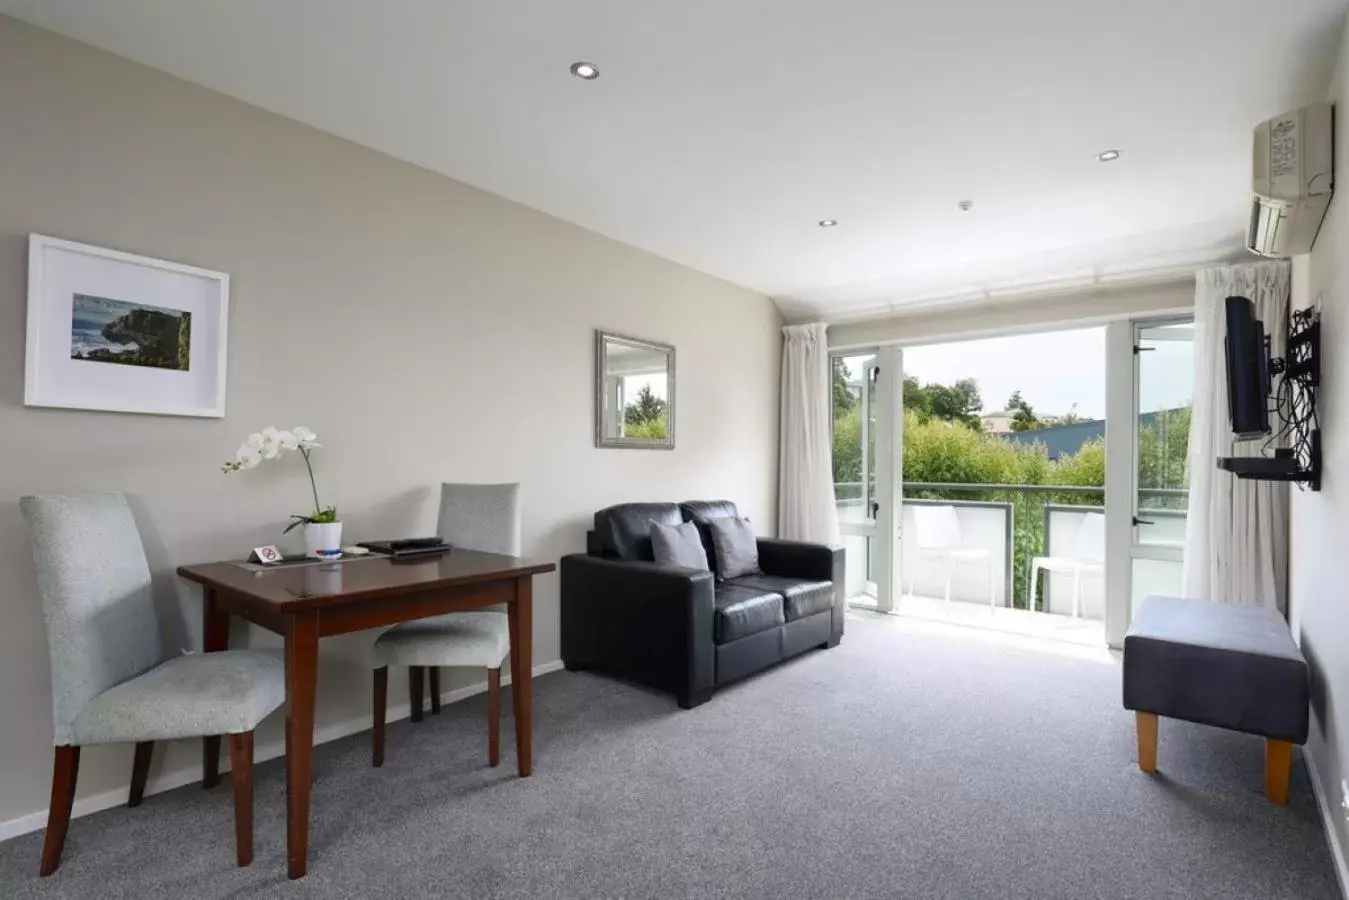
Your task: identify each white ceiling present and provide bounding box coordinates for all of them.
[2,1,1343,321]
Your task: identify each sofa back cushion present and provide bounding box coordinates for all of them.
[680,500,739,523]
[650,521,711,571]
[680,500,738,571]
[709,516,761,580]
[594,502,683,560]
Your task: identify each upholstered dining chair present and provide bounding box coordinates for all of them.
[371,482,520,768]
[21,493,285,875]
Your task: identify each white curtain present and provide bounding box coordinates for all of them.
[1182,261,1290,611]
[778,323,841,544]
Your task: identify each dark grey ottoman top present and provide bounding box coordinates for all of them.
[1123,596,1309,744]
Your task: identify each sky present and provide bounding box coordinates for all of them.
[896,324,1193,420]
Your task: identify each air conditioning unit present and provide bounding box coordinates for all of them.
[1248,102,1334,259]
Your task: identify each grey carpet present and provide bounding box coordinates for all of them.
[0,612,1339,899]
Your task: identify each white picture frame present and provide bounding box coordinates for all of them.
[25,234,229,418]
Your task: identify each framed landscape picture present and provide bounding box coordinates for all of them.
[25,235,229,417]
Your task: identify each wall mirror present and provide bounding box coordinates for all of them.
[595,330,675,449]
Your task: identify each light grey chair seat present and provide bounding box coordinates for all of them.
[371,482,521,769]
[372,612,508,669]
[72,650,284,745]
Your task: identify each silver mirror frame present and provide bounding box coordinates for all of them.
[594,330,676,450]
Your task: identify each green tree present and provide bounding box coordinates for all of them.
[1051,437,1106,486]
[1138,406,1191,509]
[832,358,862,492]
[903,376,932,420]
[833,359,859,414]
[1006,390,1040,431]
[625,418,668,440]
[624,384,667,426]
[832,406,862,488]
[924,378,983,427]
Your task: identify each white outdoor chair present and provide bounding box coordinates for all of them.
[1027,511,1105,617]
[908,504,995,607]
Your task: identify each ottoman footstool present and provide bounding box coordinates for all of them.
[1123,596,1310,804]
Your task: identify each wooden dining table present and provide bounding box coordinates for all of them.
[177,549,556,879]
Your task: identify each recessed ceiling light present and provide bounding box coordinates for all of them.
[1097,149,1121,162]
[818,219,838,228]
[570,61,600,80]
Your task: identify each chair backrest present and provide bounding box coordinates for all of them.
[21,493,164,746]
[911,504,962,551]
[437,483,522,556]
[1075,512,1106,564]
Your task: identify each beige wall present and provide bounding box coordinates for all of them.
[0,17,781,833]
[1290,12,1349,887]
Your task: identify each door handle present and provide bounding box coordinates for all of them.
[870,501,880,518]
[1133,516,1154,527]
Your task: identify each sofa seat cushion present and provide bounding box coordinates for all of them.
[713,585,785,644]
[728,575,833,621]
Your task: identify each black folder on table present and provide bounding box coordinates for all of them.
[357,538,452,558]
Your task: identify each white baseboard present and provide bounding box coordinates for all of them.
[0,660,564,843]
[1303,746,1349,899]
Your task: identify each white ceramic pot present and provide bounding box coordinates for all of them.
[303,521,343,559]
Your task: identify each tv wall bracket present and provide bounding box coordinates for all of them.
[1218,305,1322,491]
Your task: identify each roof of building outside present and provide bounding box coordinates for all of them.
[1002,410,1181,459]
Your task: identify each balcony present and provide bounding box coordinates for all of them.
[836,482,1187,646]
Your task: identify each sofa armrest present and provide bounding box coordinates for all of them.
[757,538,846,645]
[560,554,716,705]
[757,538,841,582]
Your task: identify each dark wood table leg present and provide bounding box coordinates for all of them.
[202,588,230,789]
[372,667,387,768]
[409,666,425,723]
[284,613,320,880]
[507,576,533,777]
[128,741,154,807]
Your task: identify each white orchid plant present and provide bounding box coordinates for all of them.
[222,426,337,532]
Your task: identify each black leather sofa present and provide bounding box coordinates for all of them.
[560,500,845,708]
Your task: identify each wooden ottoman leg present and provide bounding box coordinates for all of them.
[1266,739,1293,805]
[1136,712,1158,774]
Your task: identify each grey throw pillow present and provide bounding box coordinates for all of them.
[709,516,760,579]
[650,521,710,571]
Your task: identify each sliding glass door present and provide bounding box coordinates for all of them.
[1130,319,1193,615]
[831,347,901,612]
[832,350,881,608]
[1103,316,1195,647]
[831,319,1192,649]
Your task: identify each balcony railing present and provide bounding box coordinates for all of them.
[835,481,1188,619]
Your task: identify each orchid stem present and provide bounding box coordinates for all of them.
[301,447,322,516]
